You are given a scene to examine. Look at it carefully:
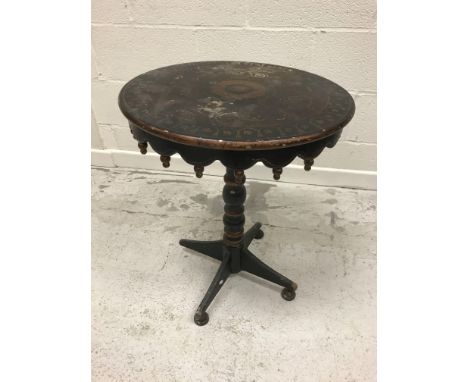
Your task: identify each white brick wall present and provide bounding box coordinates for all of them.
[92,0,376,172]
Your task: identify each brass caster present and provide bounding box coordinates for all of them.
[194,311,209,326]
[254,229,264,239]
[138,142,148,155]
[281,287,296,301]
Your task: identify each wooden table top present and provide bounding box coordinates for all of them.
[118,61,355,151]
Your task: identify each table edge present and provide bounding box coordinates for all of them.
[119,105,354,151]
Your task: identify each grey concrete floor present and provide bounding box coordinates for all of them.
[92,167,376,382]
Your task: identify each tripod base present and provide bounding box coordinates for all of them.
[180,223,298,326]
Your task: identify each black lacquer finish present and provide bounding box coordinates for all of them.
[129,121,342,176]
[180,168,297,326]
[118,61,355,325]
[119,61,355,150]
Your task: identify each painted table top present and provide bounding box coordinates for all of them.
[118,61,355,151]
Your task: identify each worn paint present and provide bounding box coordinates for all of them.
[118,61,355,150]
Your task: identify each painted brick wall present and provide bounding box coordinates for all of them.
[92,0,376,172]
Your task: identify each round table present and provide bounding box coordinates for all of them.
[118,61,355,326]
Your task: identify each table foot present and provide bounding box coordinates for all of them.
[179,222,263,260]
[180,223,297,325]
[194,311,209,326]
[193,253,231,325]
[243,222,263,247]
[179,239,223,261]
[241,248,297,292]
[281,286,296,301]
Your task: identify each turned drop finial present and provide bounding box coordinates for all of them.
[160,155,171,168]
[272,167,283,180]
[304,158,314,171]
[138,142,148,155]
[194,165,204,178]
